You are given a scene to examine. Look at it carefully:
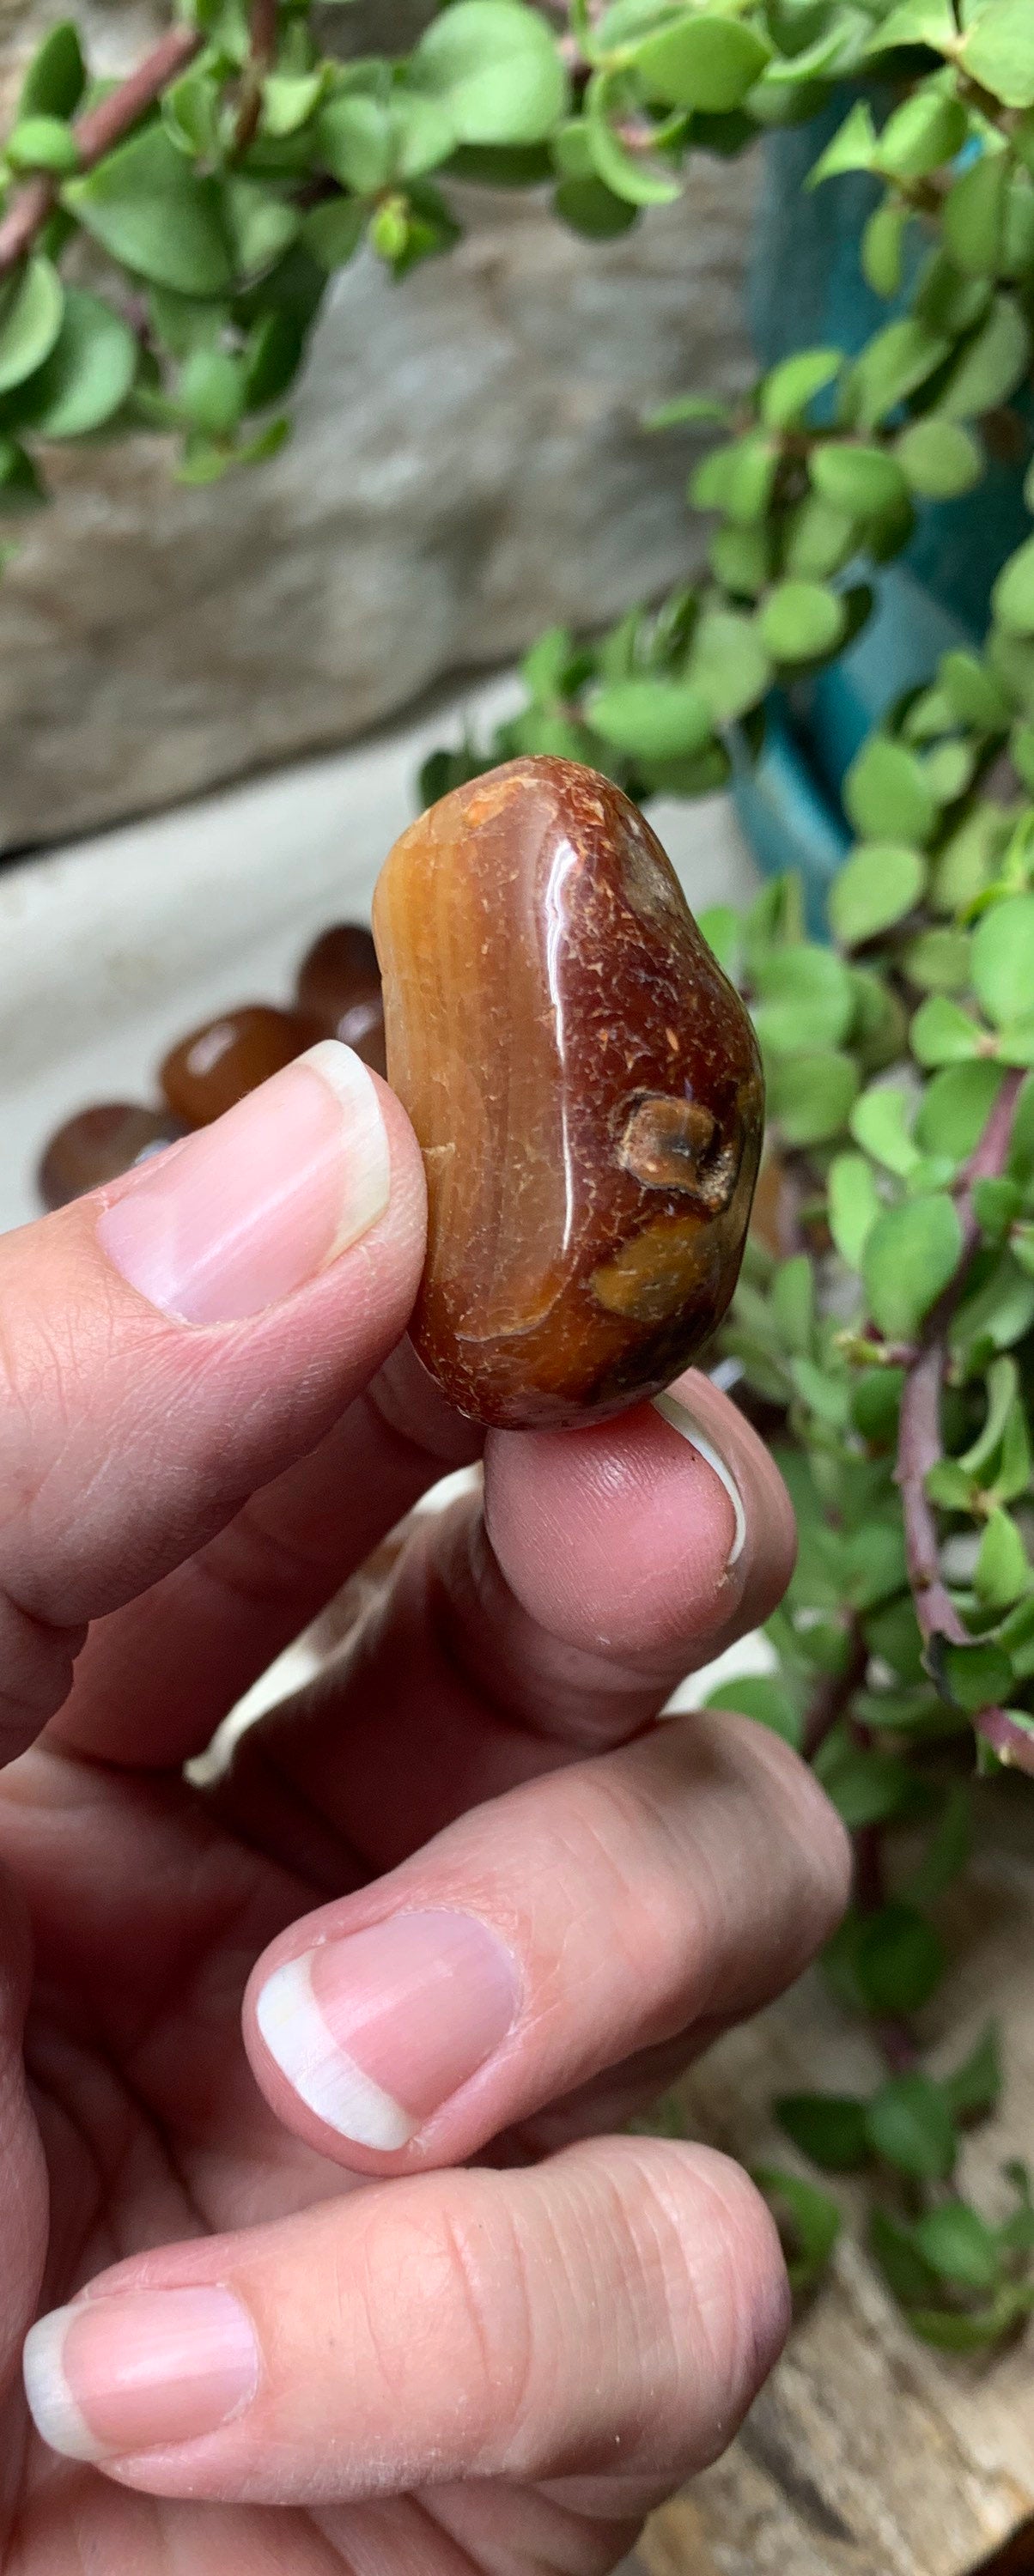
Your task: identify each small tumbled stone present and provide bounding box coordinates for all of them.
[373,756,763,1428]
[160,1004,319,1127]
[38,1103,186,1211]
[295,922,386,1076]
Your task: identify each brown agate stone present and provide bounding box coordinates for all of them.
[39,1103,186,1210]
[160,1003,319,1127]
[373,756,763,1429]
[295,923,386,1076]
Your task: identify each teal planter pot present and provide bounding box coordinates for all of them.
[733,100,1032,920]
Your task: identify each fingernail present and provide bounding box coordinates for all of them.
[22,2286,258,2463]
[652,1390,747,1567]
[97,1040,390,1326]
[255,1909,520,2149]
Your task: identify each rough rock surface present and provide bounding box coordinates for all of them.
[0,6,756,851]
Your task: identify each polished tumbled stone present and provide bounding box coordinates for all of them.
[374,756,763,1429]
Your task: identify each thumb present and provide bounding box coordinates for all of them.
[0,1042,424,1760]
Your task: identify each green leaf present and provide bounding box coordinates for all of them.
[814,1735,919,1828]
[908,2287,1034,2348]
[915,1061,1004,1163]
[647,388,729,429]
[262,69,326,139]
[972,895,1034,1026]
[870,2208,943,2306]
[162,69,223,161]
[994,537,1034,639]
[942,2021,1002,2122]
[6,115,80,177]
[179,345,245,437]
[903,927,970,993]
[688,605,770,722]
[66,129,234,295]
[935,1634,1013,1712]
[698,902,740,978]
[938,649,1009,732]
[939,294,1030,420]
[776,2093,869,2172]
[588,677,712,760]
[911,995,985,1067]
[960,0,1034,108]
[916,2202,1001,2292]
[705,1674,801,1748]
[905,1783,972,1908]
[759,580,846,664]
[301,196,366,270]
[877,87,965,179]
[829,841,924,947]
[810,441,906,518]
[411,0,568,145]
[864,0,956,51]
[975,1507,1031,1608]
[752,2166,842,2293]
[18,21,85,119]
[850,1084,919,1176]
[782,493,856,581]
[866,2071,957,2178]
[752,945,854,1054]
[848,317,951,434]
[863,1194,963,1339]
[844,738,937,845]
[829,1152,881,1269]
[690,433,777,524]
[944,153,1010,280]
[896,418,983,501]
[769,1051,859,1146]
[850,1365,905,1447]
[632,14,769,110]
[583,69,680,204]
[317,95,395,191]
[0,256,64,398]
[709,522,768,595]
[14,288,136,438]
[807,99,878,186]
[554,173,637,236]
[758,347,840,430]
[862,198,908,298]
[241,308,304,408]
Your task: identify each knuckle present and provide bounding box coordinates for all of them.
[356,2184,537,2469]
[616,2139,789,2451]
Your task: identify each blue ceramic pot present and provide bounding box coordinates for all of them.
[733,99,1031,924]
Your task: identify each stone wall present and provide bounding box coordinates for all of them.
[0,3,757,853]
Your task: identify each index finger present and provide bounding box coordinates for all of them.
[0,1044,425,1766]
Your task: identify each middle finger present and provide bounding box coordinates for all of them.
[214,1369,794,1885]
[240,1700,848,2174]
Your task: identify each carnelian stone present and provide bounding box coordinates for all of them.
[373,756,763,1429]
[38,1103,186,1211]
[295,923,386,1076]
[160,1004,318,1127]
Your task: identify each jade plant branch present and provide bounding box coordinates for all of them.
[896,1069,1034,1776]
[0,23,202,276]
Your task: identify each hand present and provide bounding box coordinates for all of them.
[0,1040,848,2574]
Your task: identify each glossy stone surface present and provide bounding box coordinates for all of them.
[373,756,763,1429]
[295,923,386,1077]
[160,1004,319,1127]
[39,1103,186,1211]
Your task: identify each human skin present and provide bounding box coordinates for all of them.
[0,1037,849,2573]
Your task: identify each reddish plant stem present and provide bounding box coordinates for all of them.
[897,1068,1034,1776]
[0,21,202,278]
[803,1627,867,1760]
[234,0,279,160]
